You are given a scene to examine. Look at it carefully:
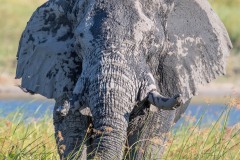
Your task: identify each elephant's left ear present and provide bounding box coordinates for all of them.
[16,1,82,99]
[149,0,232,103]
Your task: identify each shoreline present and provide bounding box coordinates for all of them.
[1,82,239,104]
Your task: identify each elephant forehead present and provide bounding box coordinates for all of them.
[74,0,167,57]
[75,0,140,42]
[133,1,155,41]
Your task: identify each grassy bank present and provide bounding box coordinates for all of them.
[163,107,240,160]
[0,110,57,159]
[0,105,239,159]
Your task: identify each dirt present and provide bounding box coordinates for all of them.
[0,73,45,99]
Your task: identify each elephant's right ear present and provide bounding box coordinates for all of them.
[16,1,82,99]
[148,0,232,104]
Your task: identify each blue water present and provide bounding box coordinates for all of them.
[175,103,240,127]
[0,99,239,126]
[0,99,54,121]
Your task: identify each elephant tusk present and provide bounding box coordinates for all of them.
[147,90,182,110]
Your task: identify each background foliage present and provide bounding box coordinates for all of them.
[0,0,240,75]
[210,0,240,52]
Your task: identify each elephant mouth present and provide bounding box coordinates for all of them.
[56,89,182,118]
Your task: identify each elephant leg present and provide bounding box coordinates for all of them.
[53,96,91,159]
[127,103,176,160]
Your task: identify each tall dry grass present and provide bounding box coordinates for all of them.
[0,101,240,159]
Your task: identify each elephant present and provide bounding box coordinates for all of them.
[16,0,232,159]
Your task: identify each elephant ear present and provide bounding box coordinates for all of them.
[16,1,82,99]
[148,0,232,103]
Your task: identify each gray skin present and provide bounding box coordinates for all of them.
[16,0,232,159]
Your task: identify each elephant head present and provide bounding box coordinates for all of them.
[16,0,232,159]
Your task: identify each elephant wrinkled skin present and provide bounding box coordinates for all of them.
[16,0,232,159]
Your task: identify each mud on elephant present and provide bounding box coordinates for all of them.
[16,0,231,159]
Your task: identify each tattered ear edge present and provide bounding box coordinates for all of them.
[15,0,82,99]
[152,0,232,104]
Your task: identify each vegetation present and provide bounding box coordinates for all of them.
[0,102,239,160]
[210,0,240,52]
[163,106,240,160]
[0,0,240,75]
[0,0,46,75]
[0,110,57,159]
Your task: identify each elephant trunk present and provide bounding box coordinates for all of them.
[87,62,136,159]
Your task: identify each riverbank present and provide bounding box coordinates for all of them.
[0,73,45,99]
[0,73,239,103]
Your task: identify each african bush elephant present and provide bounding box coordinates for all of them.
[16,0,232,159]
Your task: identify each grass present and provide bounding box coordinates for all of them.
[0,101,240,160]
[163,107,240,160]
[0,109,58,159]
[210,0,240,50]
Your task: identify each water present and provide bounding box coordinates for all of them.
[0,99,239,126]
[0,99,54,120]
[175,103,240,127]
